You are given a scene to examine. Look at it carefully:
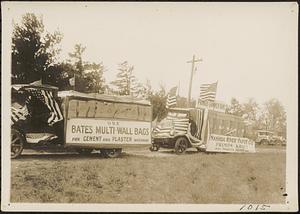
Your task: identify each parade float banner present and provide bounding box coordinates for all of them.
[66,118,151,145]
[206,134,255,153]
[197,99,228,113]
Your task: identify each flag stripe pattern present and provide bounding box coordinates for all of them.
[11,105,29,125]
[27,88,63,126]
[166,86,178,108]
[153,112,189,135]
[153,109,207,138]
[199,82,217,102]
[194,108,205,140]
[166,112,189,133]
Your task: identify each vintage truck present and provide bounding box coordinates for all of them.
[255,130,286,145]
[151,107,248,154]
[11,83,152,158]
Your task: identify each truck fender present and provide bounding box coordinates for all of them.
[174,134,192,146]
[174,134,203,147]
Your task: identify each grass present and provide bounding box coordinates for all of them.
[10,147,286,204]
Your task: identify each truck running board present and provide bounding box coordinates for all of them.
[25,133,58,144]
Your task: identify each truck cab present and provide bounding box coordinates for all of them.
[255,130,286,145]
[151,107,208,154]
[11,84,64,158]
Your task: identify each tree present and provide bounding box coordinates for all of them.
[111,61,138,96]
[149,84,168,121]
[12,13,63,84]
[177,96,196,108]
[241,98,260,140]
[82,62,106,93]
[260,98,286,135]
[42,62,72,90]
[68,44,86,76]
[129,79,153,100]
[242,98,259,122]
[143,79,153,100]
[226,98,243,116]
[68,44,106,93]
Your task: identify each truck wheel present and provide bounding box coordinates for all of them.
[260,139,268,145]
[149,144,160,152]
[11,129,25,159]
[174,137,188,154]
[102,148,122,158]
[76,148,93,155]
[275,140,281,145]
[196,147,205,152]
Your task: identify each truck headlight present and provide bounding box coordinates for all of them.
[170,129,175,136]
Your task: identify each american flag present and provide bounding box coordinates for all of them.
[11,105,29,125]
[166,86,178,109]
[166,113,189,134]
[26,88,63,126]
[199,82,218,102]
[153,112,189,135]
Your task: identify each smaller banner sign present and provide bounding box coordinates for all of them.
[206,134,255,153]
[197,100,228,113]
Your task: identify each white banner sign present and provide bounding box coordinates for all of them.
[197,100,228,113]
[206,134,255,153]
[66,118,151,145]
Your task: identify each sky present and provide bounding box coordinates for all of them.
[6,2,298,108]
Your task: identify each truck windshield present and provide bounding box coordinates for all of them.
[258,131,273,136]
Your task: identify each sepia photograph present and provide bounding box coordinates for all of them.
[1,1,298,212]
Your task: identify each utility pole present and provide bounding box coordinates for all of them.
[187,55,202,107]
[73,73,76,91]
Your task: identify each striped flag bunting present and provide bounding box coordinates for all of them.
[172,118,189,134]
[27,88,63,126]
[153,109,207,140]
[166,86,178,109]
[11,105,29,125]
[153,125,173,134]
[194,108,206,140]
[153,112,189,135]
[199,82,218,102]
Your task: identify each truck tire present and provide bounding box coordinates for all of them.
[275,140,281,145]
[76,148,93,155]
[196,147,205,152]
[101,148,122,158]
[11,129,25,159]
[174,137,188,154]
[149,144,160,152]
[260,139,268,145]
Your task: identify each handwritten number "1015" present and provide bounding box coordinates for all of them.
[240,204,270,211]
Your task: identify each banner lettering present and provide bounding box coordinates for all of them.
[66,118,151,145]
[206,134,255,153]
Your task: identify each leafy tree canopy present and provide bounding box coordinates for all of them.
[12,13,63,84]
[66,44,106,93]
